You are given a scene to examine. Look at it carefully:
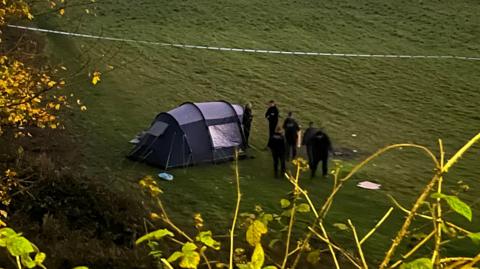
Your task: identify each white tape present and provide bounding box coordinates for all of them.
[7,24,480,61]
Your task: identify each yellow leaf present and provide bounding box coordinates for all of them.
[59,8,65,16]
[246,220,267,246]
[55,104,60,110]
[91,71,101,85]
[251,243,265,269]
[179,250,200,269]
[47,80,56,87]
[49,124,57,129]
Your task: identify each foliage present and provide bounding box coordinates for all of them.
[0,55,67,136]
[136,134,480,269]
[0,226,47,268]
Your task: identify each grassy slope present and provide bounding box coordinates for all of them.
[30,0,480,264]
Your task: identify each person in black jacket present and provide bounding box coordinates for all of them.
[242,102,253,147]
[283,112,300,160]
[268,126,286,178]
[302,121,317,165]
[307,129,332,178]
[265,100,279,138]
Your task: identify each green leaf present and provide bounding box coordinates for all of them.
[431,193,472,221]
[251,243,265,269]
[296,203,311,213]
[262,266,277,269]
[280,199,290,208]
[182,242,197,252]
[6,236,34,256]
[135,228,174,245]
[34,252,46,264]
[246,220,267,246]
[21,254,36,268]
[195,231,221,250]
[259,213,273,225]
[0,227,17,238]
[399,258,432,269]
[468,232,480,245]
[167,251,184,262]
[306,249,321,264]
[333,223,349,231]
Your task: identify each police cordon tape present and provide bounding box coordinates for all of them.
[7,24,480,61]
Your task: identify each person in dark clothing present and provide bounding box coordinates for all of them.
[283,112,300,160]
[242,102,253,147]
[268,126,286,178]
[308,129,332,178]
[302,122,318,166]
[265,100,279,138]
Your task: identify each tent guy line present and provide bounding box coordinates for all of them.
[8,24,480,62]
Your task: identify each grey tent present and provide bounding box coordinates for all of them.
[128,101,246,168]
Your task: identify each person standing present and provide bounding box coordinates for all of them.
[302,121,317,166]
[309,129,332,178]
[265,100,279,138]
[268,126,286,178]
[283,112,300,160]
[242,102,253,147]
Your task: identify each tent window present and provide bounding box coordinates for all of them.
[208,123,242,148]
[147,121,169,136]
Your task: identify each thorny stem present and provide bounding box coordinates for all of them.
[319,222,340,269]
[308,227,362,268]
[460,252,480,269]
[382,134,480,268]
[379,174,439,268]
[360,207,394,245]
[348,219,368,269]
[389,230,435,268]
[293,143,438,269]
[432,139,445,266]
[229,150,242,269]
[281,164,301,269]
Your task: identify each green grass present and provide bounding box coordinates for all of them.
[28,0,480,264]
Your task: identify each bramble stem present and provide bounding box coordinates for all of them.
[229,150,242,269]
[281,164,301,269]
[348,219,368,269]
[379,174,439,268]
[319,222,340,269]
[360,207,394,245]
[443,133,480,172]
[389,230,435,268]
[308,226,362,268]
[432,139,445,266]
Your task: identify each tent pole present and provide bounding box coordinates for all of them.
[164,131,177,170]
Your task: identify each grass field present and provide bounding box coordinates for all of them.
[24,0,480,265]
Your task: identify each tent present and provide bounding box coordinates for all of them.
[128,101,246,168]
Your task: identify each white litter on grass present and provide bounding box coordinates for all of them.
[351,134,357,137]
[158,172,174,181]
[129,138,140,144]
[357,181,381,190]
[352,149,358,153]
